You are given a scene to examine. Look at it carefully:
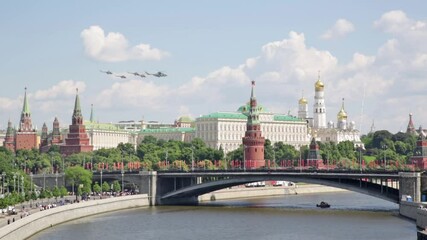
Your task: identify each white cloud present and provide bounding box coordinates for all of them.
[81,25,170,62]
[33,80,86,100]
[321,19,355,39]
[96,80,170,110]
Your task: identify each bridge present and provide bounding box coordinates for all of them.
[31,170,422,206]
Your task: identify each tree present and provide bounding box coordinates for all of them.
[93,182,101,194]
[112,180,121,193]
[102,182,110,193]
[52,186,60,202]
[60,186,68,198]
[65,166,93,201]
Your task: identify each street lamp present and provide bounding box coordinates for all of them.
[17,173,20,194]
[43,171,46,190]
[383,145,387,171]
[191,147,194,172]
[243,146,246,172]
[55,171,59,188]
[100,169,103,195]
[1,172,5,195]
[121,168,124,194]
[13,173,16,192]
[30,172,33,193]
[121,152,125,193]
[359,147,363,173]
[223,147,227,171]
[50,153,54,174]
[21,175,24,196]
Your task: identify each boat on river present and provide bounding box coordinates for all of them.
[316,201,330,208]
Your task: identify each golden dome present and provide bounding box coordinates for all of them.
[315,79,324,91]
[299,97,308,105]
[337,98,347,120]
[337,108,348,120]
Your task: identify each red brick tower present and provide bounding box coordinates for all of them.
[60,89,93,156]
[3,119,15,152]
[15,88,38,151]
[412,126,427,169]
[306,137,324,168]
[242,81,265,169]
[51,117,62,145]
[39,122,49,153]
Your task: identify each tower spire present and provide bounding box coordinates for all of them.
[73,88,82,118]
[90,104,94,122]
[407,113,416,135]
[22,87,30,114]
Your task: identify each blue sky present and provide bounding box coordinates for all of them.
[1,1,427,134]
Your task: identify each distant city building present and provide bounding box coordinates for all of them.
[299,75,363,148]
[60,89,93,156]
[83,104,136,150]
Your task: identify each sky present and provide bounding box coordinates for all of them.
[1,1,427,134]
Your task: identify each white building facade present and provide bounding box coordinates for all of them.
[195,105,309,153]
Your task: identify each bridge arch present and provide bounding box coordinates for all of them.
[160,175,399,204]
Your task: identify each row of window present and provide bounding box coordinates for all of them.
[197,123,306,133]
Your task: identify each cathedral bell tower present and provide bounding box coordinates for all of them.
[313,73,326,129]
[242,81,265,169]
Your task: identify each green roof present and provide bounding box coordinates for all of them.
[273,115,303,122]
[177,116,193,122]
[198,112,247,120]
[84,121,128,132]
[140,127,195,134]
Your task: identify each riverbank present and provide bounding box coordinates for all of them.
[198,183,347,202]
[0,194,149,240]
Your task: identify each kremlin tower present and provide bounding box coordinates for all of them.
[60,89,93,156]
[407,113,417,135]
[411,126,427,169]
[3,119,15,152]
[242,81,265,169]
[15,88,38,150]
[51,117,62,145]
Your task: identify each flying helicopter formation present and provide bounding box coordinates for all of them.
[100,70,167,79]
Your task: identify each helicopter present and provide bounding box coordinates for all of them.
[145,71,167,77]
[100,70,113,75]
[115,75,126,79]
[128,72,146,78]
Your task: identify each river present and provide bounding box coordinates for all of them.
[31,191,416,240]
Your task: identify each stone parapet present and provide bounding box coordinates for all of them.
[0,194,149,240]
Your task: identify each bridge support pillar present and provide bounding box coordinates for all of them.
[399,172,421,202]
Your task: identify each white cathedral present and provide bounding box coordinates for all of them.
[298,75,364,148]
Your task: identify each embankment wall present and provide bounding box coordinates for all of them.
[0,194,149,240]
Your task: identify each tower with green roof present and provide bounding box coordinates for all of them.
[242,81,265,169]
[15,87,38,151]
[3,119,15,152]
[60,89,93,156]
